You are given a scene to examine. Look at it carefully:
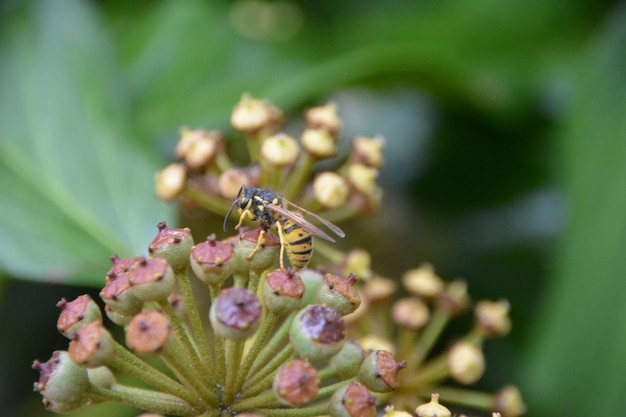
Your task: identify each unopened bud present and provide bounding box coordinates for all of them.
[149,222,194,274]
[68,322,115,368]
[362,276,397,302]
[190,234,236,286]
[313,172,349,209]
[236,228,281,274]
[415,393,451,417]
[358,335,395,355]
[155,163,187,202]
[447,341,485,384]
[301,128,337,159]
[57,295,102,339]
[218,168,252,200]
[100,270,144,317]
[230,94,282,134]
[261,133,299,166]
[290,305,346,362]
[316,273,360,316]
[475,299,511,338]
[128,257,175,302]
[357,350,406,393]
[263,269,305,314]
[341,249,371,281]
[184,130,222,170]
[305,102,341,137]
[126,310,172,355]
[437,279,470,316]
[210,288,262,341]
[32,351,90,413]
[347,164,378,195]
[327,341,367,379]
[392,297,429,329]
[273,359,320,406]
[328,381,377,417]
[383,406,412,417]
[351,136,385,168]
[402,263,444,298]
[493,386,526,417]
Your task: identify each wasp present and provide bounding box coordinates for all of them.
[224,185,345,270]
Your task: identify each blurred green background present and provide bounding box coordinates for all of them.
[1,0,625,416]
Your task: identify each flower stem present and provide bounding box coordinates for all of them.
[402,353,449,390]
[410,307,451,368]
[283,153,315,201]
[222,339,245,404]
[242,344,294,397]
[108,342,202,409]
[183,187,232,216]
[231,389,282,412]
[247,313,294,378]
[255,404,329,417]
[209,284,227,385]
[89,383,198,417]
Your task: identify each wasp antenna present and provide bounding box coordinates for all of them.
[223,198,240,232]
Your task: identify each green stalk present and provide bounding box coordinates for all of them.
[410,307,451,368]
[230,389,282,412]
[209,284,227,384]
[108,342,202,409]
[183,187,232,216]
[222,339,245,404]
[247,313,294,378]
[402,353,449,390]
[241,344,293,398]
[283,153,315,201]
[254,404,329,417]
[89,383,198,417]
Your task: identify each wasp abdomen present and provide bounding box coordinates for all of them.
[282,219,313,269]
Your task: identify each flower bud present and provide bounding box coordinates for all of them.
[210,288,262,341]
[392,297,430,330]
[475,299,512,338]
[57,295,102,339]
[357,350,406,393]
[328,381,377,417]
[33,351,90,413]
[104,305,133,327]
[107,254,143,276]
[184,130,222,170]
[290,305,346,362]
[415,393,451,417]
[263,269,305,314]
[447,341,485,385]
[126,310,172,355]
[316,273,360,316]
[351,136,385,168]
[297,268,326,308]
[273,359,320,406]
[230,94,282,134]
[218,168,252,200]
[100,270,144,317]
[155,163,187,202]
[341,249,371,281]
[327,341,367,379]
[347,164,378,196]
[305,102,341,137]
[128,257,175,302]
[236,228,281,274]
[402,263,444,298]
[437,279,470,316]
[301,129,337,159]
[190,234,236,286]
[149,222,194,274]
[261,133,299,166]
[69,321,115,368]
[358,335,395,355]
[362,276,397,303]
[383,406,412,417]
[493,385,526,417]
[313,172,349,209]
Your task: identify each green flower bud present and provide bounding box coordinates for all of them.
[298,268,325,308]
[56,295,102,339]
[210,288,262,341]
[437,279,470,316]
[290,305,346,362]
[190,234,236,286]
[391,297,429,330]
[475,299,511,338]
[415,393,451,417]
[316,273,361,316]
[87,366,116,389]
[261,133,299,166]
[126,310,172,355]
[263,269,305,314]
[327,341,367,380]
[447,341,485,385]
[273,359,320,406]
[100,264,144,317]
[328,381,377,417]
[68,322,115,368]
[493,385,526,417]
[128,257,175,302]
[230,94,283,134]
[149,222,194,274]
[33,351,90,413]
[357,350,406,393]
[155,163,187,202]
[104,305,133,327]
[402,263,443,298]
[305,102,342,138]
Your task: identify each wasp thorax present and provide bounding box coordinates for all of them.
[56,295,102,339]
[190,234,235,285]
[273,359,320,406]
[210,288,262,341]
[316,273,361,316]
[263,269,305,314]
[148,222,194,274]
[290,305,346,362]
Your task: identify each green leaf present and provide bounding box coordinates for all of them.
[0,1,172,286]
[522,5,626,415]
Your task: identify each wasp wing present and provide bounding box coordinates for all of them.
[281,199,345,238]
[267,204,337,242]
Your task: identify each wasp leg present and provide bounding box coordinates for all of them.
[246,227,267,260]
[235,209,254,230]
[275,221,287,270]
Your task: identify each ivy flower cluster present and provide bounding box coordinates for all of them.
[33,95,525,417]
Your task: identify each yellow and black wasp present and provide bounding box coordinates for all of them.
[224,185,345,270]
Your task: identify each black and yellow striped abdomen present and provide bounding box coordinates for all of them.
[281,218,313,269]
